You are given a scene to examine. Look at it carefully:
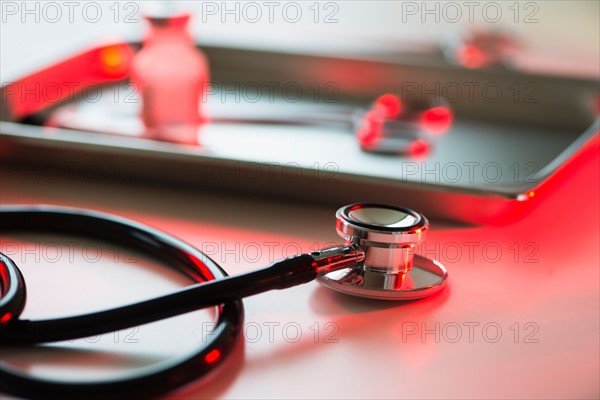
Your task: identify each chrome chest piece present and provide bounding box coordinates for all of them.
[316,203,448,300]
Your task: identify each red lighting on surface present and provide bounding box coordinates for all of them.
[204,349,221,364]
[517,190,537,202]
[99,45,131,76]
[0,313,12,324]
[408,139,430,157]
[457,44,487,69]
[5,41,133,120]
[374,94,403,119]
[421,106,453,135]
[357,110,383,149]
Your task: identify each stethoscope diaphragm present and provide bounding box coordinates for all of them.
[317,203,447,300]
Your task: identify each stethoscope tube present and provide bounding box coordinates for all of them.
[0,205,363,400]
[0,205,246,400]
[0,252,315,344]
[0,207,361,345]
[0,255,26,327]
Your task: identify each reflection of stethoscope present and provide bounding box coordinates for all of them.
[0,203,447,399]
[208,94,453,154]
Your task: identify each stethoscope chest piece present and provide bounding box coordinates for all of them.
[316,203,448,300]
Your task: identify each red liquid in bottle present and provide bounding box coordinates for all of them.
[131,13,209,144]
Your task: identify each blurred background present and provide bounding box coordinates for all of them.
[2,0,599,79]
[1,1,598,223]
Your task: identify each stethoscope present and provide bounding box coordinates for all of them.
[0,203,447,399]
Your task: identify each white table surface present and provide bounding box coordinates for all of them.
[1,135,598,399]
